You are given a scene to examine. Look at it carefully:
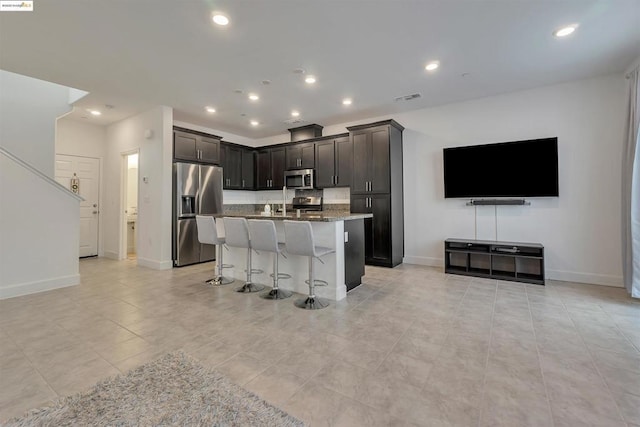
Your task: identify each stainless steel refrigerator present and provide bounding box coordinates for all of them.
[173,162,223,267]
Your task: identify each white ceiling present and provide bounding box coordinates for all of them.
[1,0,638,138]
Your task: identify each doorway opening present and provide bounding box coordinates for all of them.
[121,151,139,261]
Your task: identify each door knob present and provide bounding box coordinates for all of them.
[93,211,98,214]
[93,204,97,207]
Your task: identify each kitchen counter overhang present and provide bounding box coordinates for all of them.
[216,212,372,222]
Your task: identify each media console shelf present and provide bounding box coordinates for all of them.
[444,238,545,285]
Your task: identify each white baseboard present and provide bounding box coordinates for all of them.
[402,255,623,288]
[0,274,80,299]
[546,269,623,288]
[137,257,173,270]
[103,250,119,260]
[403,256,443,268]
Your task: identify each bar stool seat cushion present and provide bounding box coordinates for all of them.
[283,221,334,258]
[223,217,251,248]
[196,215,224,246]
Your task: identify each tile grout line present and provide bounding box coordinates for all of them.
[559,286,629,426]
[525,283,556,427]
[475,280,498,427]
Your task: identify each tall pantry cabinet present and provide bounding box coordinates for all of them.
[348,120,404,267]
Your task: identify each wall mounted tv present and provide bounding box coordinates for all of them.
[443,137,559,198]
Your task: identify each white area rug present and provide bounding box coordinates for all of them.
[6,351,304,426]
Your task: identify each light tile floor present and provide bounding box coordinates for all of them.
[1,257,639,426]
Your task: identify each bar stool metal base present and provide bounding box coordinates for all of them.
[208,276,235,286]
[236,282,265,293]
[261,288,292,300]
[294,296,330,310]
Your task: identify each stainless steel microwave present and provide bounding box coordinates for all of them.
[284,169,314,189]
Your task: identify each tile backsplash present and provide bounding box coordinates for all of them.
[223,187,350,206]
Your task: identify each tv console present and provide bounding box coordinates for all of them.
[444,238,545,285]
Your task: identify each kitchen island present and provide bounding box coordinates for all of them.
[216,212,371,301]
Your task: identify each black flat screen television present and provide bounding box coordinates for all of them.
[443,137,559,198]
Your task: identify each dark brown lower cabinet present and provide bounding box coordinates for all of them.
[344,219,365,291]
[351,194,401,267]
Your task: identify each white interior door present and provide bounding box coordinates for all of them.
[55,154,100,257]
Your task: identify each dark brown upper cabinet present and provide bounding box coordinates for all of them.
[256,147,286,189]
[173,129,221,164]
[220,143,242,189]
[241,149,255,190]
[315,135,351,188]
[285,142,315,170]
[350,126,391,194]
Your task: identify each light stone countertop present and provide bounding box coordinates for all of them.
[216,211,372,222]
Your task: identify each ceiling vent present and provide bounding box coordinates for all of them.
[284,117,306,125]
[394,93,422,102]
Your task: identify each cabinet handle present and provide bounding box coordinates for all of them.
[242,179,245,188]
[335,175,338,185]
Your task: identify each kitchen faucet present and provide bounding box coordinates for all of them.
[282,186,287,217]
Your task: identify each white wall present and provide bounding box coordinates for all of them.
[56,117,107,159]
[0,151,80,298]
[104,106,173,269]
[127,167,138,212]
[258,74,627,287]
[0,70,73,177]
[399,74,625,287]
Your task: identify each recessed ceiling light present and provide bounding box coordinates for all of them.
[425,61,439,71]
[205,106,216,113]
[291,111,300,117]
[248,94,259,101]
[305,76,316,84]
[250,120,259,126]
[342,98,352,105]
[212,14,229,26]
[88,109,102,116]
[553,24,578,38]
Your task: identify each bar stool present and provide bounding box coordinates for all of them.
[248,219,292,300]
[283,220,334,310]
[223,217,265,293]
[195,215,234,286]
